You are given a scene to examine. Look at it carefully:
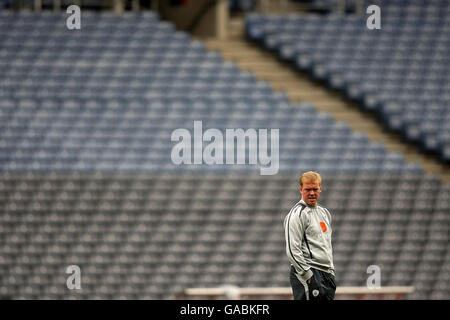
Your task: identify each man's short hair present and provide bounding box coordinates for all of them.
[300,171,322,187]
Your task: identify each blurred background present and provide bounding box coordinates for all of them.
[0,0,448,299]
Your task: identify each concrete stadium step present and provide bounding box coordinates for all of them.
[202,17,450,182]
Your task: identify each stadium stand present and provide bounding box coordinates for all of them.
[229,0,255,12]
[0,7,448,300]
[302,0,377,13]
[245,0,450,163]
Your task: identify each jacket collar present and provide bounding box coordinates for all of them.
[299,198,317,208]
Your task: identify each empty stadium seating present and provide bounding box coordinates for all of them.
[0,172,448,299]
[245,0,450,163]
[0,10,423,174]
[0,9,448,300]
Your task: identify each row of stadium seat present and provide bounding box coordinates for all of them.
[245,0,450,162]
[0,0,257,13]
[0,9,448,300]
[0,8,420,173]
[0,172,448,299]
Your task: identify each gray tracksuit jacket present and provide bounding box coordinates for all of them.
[284,199,335,282]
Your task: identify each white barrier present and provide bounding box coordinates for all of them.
[176,286,415,300]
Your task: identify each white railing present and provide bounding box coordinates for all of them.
[176,286,415,300]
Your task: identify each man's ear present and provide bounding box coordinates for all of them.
[299,186,302,193]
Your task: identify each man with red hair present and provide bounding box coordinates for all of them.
[284,171,336,300]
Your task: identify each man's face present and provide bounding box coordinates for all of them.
[300,183,321,207]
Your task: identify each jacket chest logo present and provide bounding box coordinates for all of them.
[320,221,327,233]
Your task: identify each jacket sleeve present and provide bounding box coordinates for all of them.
[284,206,313,282]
